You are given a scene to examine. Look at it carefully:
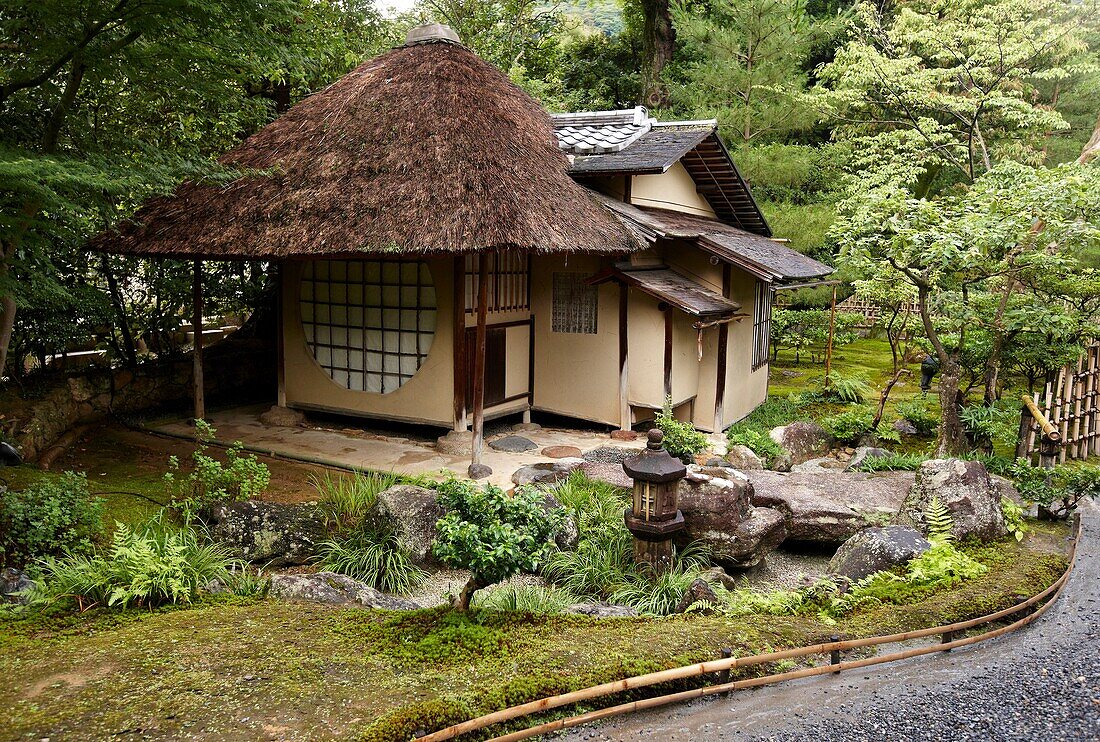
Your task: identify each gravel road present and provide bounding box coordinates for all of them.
[560,504,1099,741]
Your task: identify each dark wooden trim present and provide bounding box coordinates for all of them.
[288,401,450,428]
[452,256,466,430]
[471,254,489,466]
[663,303,673,401]
[619,283,630,430]
[276,263,286,408]
[527,314,535,409]
[714,263,731,431]
[192,260,205,423]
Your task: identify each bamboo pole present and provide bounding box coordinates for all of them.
[420,520,1080,742]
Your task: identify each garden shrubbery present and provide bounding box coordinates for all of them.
[164,420,270,521]
[655,399,709,462]
[0,471,104,569]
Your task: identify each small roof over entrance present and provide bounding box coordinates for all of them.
[588,266,742,319]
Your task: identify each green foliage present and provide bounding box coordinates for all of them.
[29,512,230,610]
[731,396,807,432]
[826,372,872,404]
[0,472,104,569]
[433,479,564,594]
[895,397,939,436]
[726,428,786,468]
[924,496,955,543]
[770,309,860,364]
[312,470,399,532]
[851,452,927,472]
[360,697,476,742]
[607,559,704,616]
[164,421,270,521]
[1009,460,1100,519]
[473,584,580,615]
[655,398,710,462]
[1001,498,1027,542]
[317,527,427,596]
[959,400,1019,450]
[820,406,875,445]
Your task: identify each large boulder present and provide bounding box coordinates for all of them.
[769,422,830,469]
[829,526,931,581]
[269,572,419,610]
[901,459,1008,542]
[204,500,327,566]
[511,458,585,487]
[749,470,914,544]
[724,445,764,471]
[675,467,787,568]
[674,578,720,613]
[365,485,445,568]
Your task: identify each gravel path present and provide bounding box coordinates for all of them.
[560,504,1099,741]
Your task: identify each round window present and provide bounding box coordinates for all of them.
[299,260,437,394]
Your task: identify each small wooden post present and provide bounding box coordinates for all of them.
[714,264,731,432]
[830,634,841,672]
[619,283,630,431]
[192,259,205,424]
[663,303,673,401]
[824,284,837,387]
[717,648,732,688]
[452,255,467,432]
[470,254,489,471]
[275,262,286,408]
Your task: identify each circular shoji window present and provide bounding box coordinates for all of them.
[299,260,437,394]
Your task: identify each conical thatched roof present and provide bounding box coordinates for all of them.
[89,28,641,259]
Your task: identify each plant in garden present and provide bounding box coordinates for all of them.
[820,406,875,445]
[164,420,270,521]
[1009,460,1100,519]
[850,452,927,472]
[655,398,709,463]
[606,543,710,616]
[726,428,786,468]
[1001,498,1027,542]
[317,526,427,596]
[826,372,872,404]
[29,511,231,610]
[433,479,564,611]
[473,584,580,615]
[0,472,104,568]
[924,496,955,542]
[959,400,1019,453]
[313,470,400,531]
[770,308,859,364]
[894,397,939,436]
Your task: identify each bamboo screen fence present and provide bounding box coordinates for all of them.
[1022,343,1100,463]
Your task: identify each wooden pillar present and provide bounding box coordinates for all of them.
[471,254,489,469]
[192,259,205,423]
[619,283,630,430]
[662,303,673,401]
[275,262,286,408]
[714,264,731,432]
[452,255,467,432]
[824,285,837,387]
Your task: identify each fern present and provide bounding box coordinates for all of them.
[924,496,955,543]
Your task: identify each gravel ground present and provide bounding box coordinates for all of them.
[560,504,1099,742]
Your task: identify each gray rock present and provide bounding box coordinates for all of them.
[366,485,445,568]
[467,463,493,479]
[1,568,35,604]
[511,458,585,487]
[436,430,472,456]
[749,470,914,544]
[674,578,720,613]
[829,526,932,581]
[540,492,579,551]
[579,461,632,489]
[892,418,920,436]
[699,566,739,591]
[769,422,831,466]
[582,446,637,465]
[705,456,729,467]
[847,447,892,471]
[565,602,639,618]
[489,435,537,453]
[901,459,1008,542]
[269,572,419,610]
[725,444,764,471]
[792,457,846,473]
[204,500,327,566]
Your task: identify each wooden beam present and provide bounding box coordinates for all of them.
[192,259,205,424]
[471,254,489,468]
[714,263,731,432]
[619,283,630,430]
[452,256,467,431]
[663,303,673,401]
[276,262,286,408]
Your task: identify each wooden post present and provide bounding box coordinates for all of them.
[824,284,837,388]
[275,262,286,408]
[452,256,467,432]
[192,259,205,424]
[714,264,731,432]
[619,283,630,431]
[471,254,489,470]
[663,303,673,402]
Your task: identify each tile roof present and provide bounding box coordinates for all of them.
[589,267,742,318]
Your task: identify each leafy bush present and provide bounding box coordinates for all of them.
[0,472,104,569]
[1001,498,1027,542]
[1009,460,1100,519]
[826,373,872,404]
[433,479,564,610]
[317,526,427,595]
[851,452,927,472]
[770,309,860,364]
[726,428,786,468]
[655,398,709,463]
[313,470,399,532]
[473,584,579,615]
[820,406,875,445]
[164,421,270,521]
[29,512,230,610]
[959,400,1019,450]
[894,397,939,436]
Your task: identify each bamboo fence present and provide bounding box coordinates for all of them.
[774,294,920,331]
[1022,344,1100,463]
[419,517,1082,742]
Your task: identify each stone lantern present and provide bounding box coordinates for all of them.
[622,429,686,574]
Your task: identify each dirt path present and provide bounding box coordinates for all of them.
[560,503,1099,741]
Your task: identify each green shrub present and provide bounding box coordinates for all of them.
[894,397,939,435]
[220,563,271,598]
[164,421,270,521]
[733,396,807,431]
[826,373,872,404]
[473,583,579,614]
[959,400,1019,450]
[313,470,399,532]
[726,428,786,468]
[29,511,230,610]
[1001,498,1027,542]
[1009,460,1100,519]
[851,452,927,472]
[820,406,875,444]
[606,544,710,616]
[317,525,427,595]
[655,398,709,462]
[0,472,104,569]
[433,479,564,610]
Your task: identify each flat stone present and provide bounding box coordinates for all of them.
[436,430,472,456]
[257,405,306,427]
[489,435,537,453]
[791,457,846,473]
[269,572,419,610]
[582,446,636,465]
[468,463,493,479]
[725,444,764,471]
[511,458,585,487]
[542,445,582,459]
[565,602,639,618]
[580,461,631,489]
[699,566,738,591]
[513,422,543,432]
[610,430,639,441]
[829,526,931,581]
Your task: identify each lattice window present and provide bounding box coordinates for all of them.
[752,280,772,370]
[552,272,598,334]
[464,251,531,313]
[300,260,437,394]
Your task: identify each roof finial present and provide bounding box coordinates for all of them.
[405,23,462,46]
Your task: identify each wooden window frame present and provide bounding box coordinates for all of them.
[752,280,772,370]
[464,251,531,314]
[552,272,599,334]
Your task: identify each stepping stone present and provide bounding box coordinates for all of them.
[542,445,582,459]
[489,435,537,452]
[610,430,639,441]
[468,463,493,479]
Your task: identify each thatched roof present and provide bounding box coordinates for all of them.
[88,27,641,260]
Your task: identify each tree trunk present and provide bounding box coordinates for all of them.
[936,362,969,457]
[453,575,487,612]
[100,255,138,369]
[640,0,675,106]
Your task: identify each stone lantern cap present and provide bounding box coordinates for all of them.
[623,429,687,483]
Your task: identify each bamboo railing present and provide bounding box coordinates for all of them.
[419,517,1082,742]
[1021,344,1100,463]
